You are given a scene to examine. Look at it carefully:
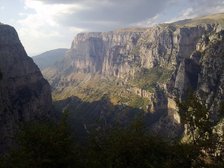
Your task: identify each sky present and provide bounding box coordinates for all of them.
[0,0,224,56]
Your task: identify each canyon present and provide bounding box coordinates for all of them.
[38,13,224,138]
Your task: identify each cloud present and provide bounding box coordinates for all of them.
[34,0,83,4]
[166,8,196,23]
[165,0,224,23]
[34,0,148,4]
[17,0,178,55]
[187,0,224,16]
[29,0,224,32]
[17,0,85,55]
[133,14,160,27]
[29,0,176,31]
[16,0,224,55]
[0,6,5,10]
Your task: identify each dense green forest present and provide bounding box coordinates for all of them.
[0,95,224,168]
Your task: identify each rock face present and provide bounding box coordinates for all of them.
[47,14,223,89]
[0,24,52,153]
[61,30,144,77]
[55,24,214,78]
[196,31,224,117]
[43,13,224,137]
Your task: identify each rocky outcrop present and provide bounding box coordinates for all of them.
[163,31,224,137]
[43,13,224,138]
[0,24,52,153]
[60,24,214,77]
[196,31,224,117]
[62,30,144,77]
[47,17,220,92]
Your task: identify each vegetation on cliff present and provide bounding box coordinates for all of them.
[1,99,224,168]
[176,92,224,166]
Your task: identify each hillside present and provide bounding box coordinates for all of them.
[42,13,224,138]
[33,48,68,70]
[0,24,53,153]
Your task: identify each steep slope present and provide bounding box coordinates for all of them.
[0,24,52,153]
[172,30,224,115]
[43,13,224,137]
[33,48,68,70]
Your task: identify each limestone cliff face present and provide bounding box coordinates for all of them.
[197,32,224,112]
[138,24,215,69]
[47,25,217,101]
[43,13,224,137]
[47,24,214,91]
[174,30,224,113]
[62,30,144,77]
[60,24,215,79]
[0,24,52,152]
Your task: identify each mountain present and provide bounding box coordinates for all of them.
[43,13,224,138]
[32,48,68,70]
[0,23,53,153]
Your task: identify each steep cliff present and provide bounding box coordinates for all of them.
[43,13,224,137]
[45,14,223,87]
[175,30,224,117]
[0,24,52,153]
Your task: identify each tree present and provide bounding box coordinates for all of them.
[176,92,224,167]
[0,114,77,168]
[176,93,213,144]
[84,119,197,168]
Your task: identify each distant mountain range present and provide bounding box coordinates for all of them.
[32,48,68,70]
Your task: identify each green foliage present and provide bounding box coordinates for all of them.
[0,118,192,168]
[0,115,77,168]
[1,110,223,168]
[81,120,199,168]
[176,92,213,144]
[129,97,149,110]
[133,67,173,91]
[176,92,224,167]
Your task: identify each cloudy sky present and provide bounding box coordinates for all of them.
[0,0,224,56]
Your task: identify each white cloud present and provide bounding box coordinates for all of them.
[133,14,160,27]
[186,0,224,17]
[17,0,175,55]
[0,6,5,10]
[165,2,224,24]
[17,0,85,55]
[14,0,224,55]
[166,8,196,23]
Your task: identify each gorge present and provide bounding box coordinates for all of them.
[1,12,224,167]
[38,13,224,138]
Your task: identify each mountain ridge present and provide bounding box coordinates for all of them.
[33,48,68,70]
[42,13,224,138]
